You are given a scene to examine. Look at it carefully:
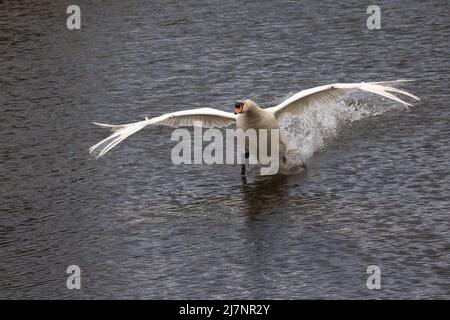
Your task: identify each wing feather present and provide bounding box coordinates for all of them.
[268,81,420,120]
[89,107,236,158]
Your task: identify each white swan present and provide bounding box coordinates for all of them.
[89,80,419,174]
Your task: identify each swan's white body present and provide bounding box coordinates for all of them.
[90,80,419,163]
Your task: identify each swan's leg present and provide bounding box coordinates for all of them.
[240,151,249,175]
[280,138,287,165]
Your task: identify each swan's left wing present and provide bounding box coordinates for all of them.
[89,107,236,158]
[268,80,420,121]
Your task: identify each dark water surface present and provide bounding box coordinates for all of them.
[0,0,449,299]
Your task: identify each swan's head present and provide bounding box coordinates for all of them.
[234,99,257,114]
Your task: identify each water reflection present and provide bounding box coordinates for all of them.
[240,174,292,218]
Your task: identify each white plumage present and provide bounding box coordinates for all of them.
[89,80,419,159]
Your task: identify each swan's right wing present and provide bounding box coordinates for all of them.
[268,80,420,122]
[89,107,236,158]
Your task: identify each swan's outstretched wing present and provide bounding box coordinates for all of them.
[268,80,420,121]
[90,107,236,158]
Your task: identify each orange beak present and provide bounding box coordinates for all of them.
[234,101,244,114]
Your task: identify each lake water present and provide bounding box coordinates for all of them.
[0,0,449,299]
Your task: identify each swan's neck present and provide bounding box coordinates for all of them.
[245,104,263,119]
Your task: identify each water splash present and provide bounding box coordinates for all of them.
[243,97,393,176]
[279,97,391,168]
